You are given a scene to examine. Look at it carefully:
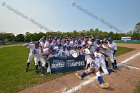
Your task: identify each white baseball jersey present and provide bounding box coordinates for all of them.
[44,41,49,47]
[58,49,70,57]
[27,44,40,57]
[108,42,116,54]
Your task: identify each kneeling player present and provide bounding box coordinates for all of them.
[75,54,109,89]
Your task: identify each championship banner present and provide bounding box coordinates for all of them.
[49,55,85,74]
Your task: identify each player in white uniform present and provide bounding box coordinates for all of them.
[40,46,53,75]
[46,49,58,74]
[108,37,117,69]
[70,45,79,58]
[94,47,110,74]
[77,46,84,55]
[89,38,96,54]
[58,46,70,57]
[101,40,110,68]
[75,54,109,89]
[82,45,91,63]
[38,37,45,67]
[22,41,40,74]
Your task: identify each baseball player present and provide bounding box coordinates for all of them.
[75,54,109,89]
[89,38,96,54]
[58,46,70,57]
[38,37,46,67]
[108,37,117,69]
[69,45,79,57]
[40,46,53,76]
[94,47,110,74]
[82,44,91,62]
[101,40,110,68]
[22,41,40,74]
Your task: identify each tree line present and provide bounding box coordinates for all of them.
[0,28,139,44]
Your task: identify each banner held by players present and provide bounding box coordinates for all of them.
[49,55,85,74]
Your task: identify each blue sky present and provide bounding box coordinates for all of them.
[0,0,140,35]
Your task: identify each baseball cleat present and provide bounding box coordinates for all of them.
[41,74,44,76]
[75,73,83,80]
[100,83,109,89]
[109,68,114,72]
[104,83,109,88]
[35,70,39,75]
[115,66,118,69]
[26,67,29,72]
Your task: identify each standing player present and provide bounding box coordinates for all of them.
[82,45,91,63]
[22,41,40,74]
[108,37,117,69]
[40,46,53,75]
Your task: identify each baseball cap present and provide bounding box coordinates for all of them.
[108,37,113,41]
[90,53,95,56]
[41,38,45,41]
[95,47,100,50]
[34,41,40,45]
[102,40,107,43]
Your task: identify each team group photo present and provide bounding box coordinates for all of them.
[0,0,140,93]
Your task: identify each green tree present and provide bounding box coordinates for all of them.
[0,33,15,44]
[16,34,25,42]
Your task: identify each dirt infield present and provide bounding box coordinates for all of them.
[19,44,140,93]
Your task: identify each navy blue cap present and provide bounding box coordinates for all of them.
[73,45,78,49]
[96,40,100,43]
[108,37,113,41]
[102,40,107,43]
[85,36,89,38]
[95,47,100,50]
[34,41,40,45]
[90,53,95,56]
[41,38,45,41]
[78,40,81,43]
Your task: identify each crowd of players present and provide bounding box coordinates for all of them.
[22,35,117,89]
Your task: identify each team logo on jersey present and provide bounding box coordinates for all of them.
[33,49,37,54]
[91,61,96,67]
[72,51,79,58]
[96,55,100,59]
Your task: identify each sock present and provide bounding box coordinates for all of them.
[35,65,38,72]
[81,72,87,78]
[107,69,111,74]
[114,60,117,66]
[98,76,104,85]
[87,64,90,69]
[112,63,115,69]
[45,63,48,67]
[38,61,41,67]
[105,61,109,68]
[27,63,30,68]
[41,67,45,74]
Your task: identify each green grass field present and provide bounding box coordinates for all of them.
[134,82,140,93]
[0,46,135,93]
